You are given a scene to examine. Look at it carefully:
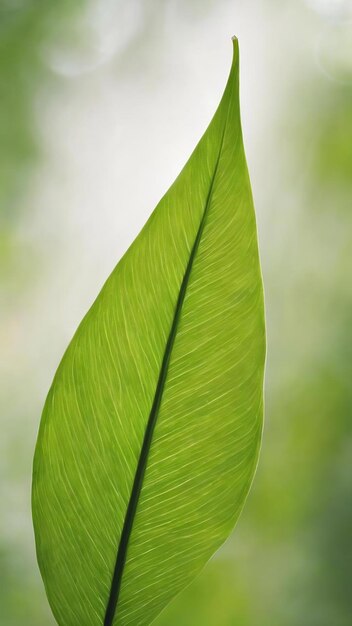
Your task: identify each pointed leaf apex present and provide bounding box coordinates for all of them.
[232,36,239,61]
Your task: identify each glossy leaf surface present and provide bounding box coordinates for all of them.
[32,38,265,626]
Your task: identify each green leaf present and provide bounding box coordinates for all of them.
[32,37,265,626]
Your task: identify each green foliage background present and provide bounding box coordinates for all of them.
[1,0,351,624]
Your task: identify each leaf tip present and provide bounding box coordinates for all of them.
[231,35,239,57]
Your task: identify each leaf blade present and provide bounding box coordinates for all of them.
[32,38,265,626]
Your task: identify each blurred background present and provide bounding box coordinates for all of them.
[1,0,351,624]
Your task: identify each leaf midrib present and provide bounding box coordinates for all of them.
[103,126,227,626]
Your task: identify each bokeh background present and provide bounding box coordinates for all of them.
[1,0,351,624]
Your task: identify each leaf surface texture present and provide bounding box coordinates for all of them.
[32,39,265,626]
